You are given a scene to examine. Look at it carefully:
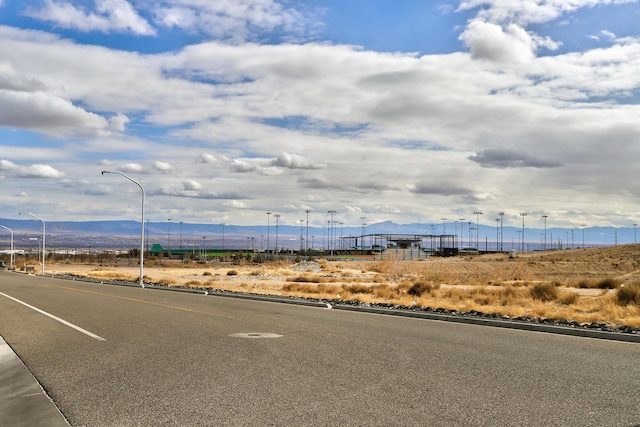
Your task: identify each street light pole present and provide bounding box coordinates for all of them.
[19,212,45,275]
[0,225,14,268]
[102,170,145,287]
[581,224,587,248]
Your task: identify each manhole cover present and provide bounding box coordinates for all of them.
[229,333,283,339]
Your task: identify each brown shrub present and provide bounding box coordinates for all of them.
[529,282,558,302]
[342,284,373,294]
[226,270,238,276]
[559,292,580,305]
[616,282,640,306]
[407,281,439,297]
[596,278,620,289]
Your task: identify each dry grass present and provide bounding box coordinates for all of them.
[38,244,640,329]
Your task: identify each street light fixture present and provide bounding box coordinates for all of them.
[19,212,45,275]
[0,225,14,268]
[102,170,145,287]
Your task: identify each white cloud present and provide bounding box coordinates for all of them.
[460,21,538,62]
[0,89,109,136]
[0,159,65,178]
[153,161,173,173]
[151,0,306,41]
[108,113,129,132]
[119,163,145,173]
[271,152,321,169]
[457,0,633,27]
[26,0,156,35]
[183,179,202,191]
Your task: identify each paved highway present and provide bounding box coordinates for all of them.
[1,270,639,426]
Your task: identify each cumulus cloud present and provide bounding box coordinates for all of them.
[469,148,563,169]
[271,152,321,169]
[26,0,156,35]
[119,163,145,173]
[457,0,610,27]
[108,113,129,132]
[0,159,65,178]
[0,89,109,135]
[183,180,202,191]
[153,161,173,173]
[460,21,538,62]
[151,0,305,42]
[0,62,47,92]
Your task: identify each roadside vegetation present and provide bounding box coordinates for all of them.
[12,244,640,329]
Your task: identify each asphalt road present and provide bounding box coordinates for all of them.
[1,270,639,426]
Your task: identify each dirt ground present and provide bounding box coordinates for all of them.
[21,244,640,328]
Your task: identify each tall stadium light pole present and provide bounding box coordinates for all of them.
[299,219,304,252]
[19,212,46,275]
[328,210,336,255]
[274,214,281,253]
[473,211,482,250]
[0,225,14,268]
[542,215,548,250]
[453,220,458,249]
[266,212,271,255]
[360,216,366,249]
[305,209,311,252]
[167,218,172,257]
[441,218,447,234]
[499,212,505,251]
[520,213,527,252]
[581,224,587,248]
[495,218,500,251]
[101,171,145,287]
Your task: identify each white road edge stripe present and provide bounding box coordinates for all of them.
[0,292,106,341]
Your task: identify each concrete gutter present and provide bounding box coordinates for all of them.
[0,335,69,427]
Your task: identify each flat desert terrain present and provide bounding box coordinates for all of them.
[36,244,640,329]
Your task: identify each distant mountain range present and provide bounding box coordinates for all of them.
[0,218,637,250]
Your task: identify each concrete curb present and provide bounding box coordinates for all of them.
[0,335,69,426]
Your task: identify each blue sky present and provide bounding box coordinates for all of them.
[2,0,640,232]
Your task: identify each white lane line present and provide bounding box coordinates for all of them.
[0,292,106,341]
